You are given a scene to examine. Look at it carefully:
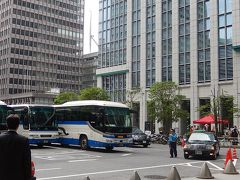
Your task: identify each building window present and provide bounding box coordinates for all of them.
[179,0,190,85]
[198,0,211,83]
[102,73,126,102]
[218,0,233,81]
[162,0,172,82]
[132,0,141,87]
[98,0,127,68]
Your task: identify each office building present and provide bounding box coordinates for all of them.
[97,0,240,133]
[0,0,85,98]
[80,52,98,89]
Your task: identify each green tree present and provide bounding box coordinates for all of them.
[79,87,110,101]
[148,81,189,133]
[54,92,79,104]
[198,92,238,135]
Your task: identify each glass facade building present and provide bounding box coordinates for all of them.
[0,0,84,97]
[97,0,240,131]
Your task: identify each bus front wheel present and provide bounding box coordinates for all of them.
[80,135,89,150]
[37,143,43,148]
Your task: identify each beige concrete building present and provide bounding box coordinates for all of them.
[0,0,85,98]
[97,0,240,134]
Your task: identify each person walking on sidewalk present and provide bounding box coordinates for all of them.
[168,128,178,158]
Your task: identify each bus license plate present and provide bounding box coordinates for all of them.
[143,141,146,143]
[196,150,202,155]
[43,140,48,143]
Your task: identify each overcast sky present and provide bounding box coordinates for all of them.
[84,0,99,54]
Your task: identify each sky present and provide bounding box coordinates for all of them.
[84,0,99,54]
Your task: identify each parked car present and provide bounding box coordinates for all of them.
[132,127,150,147]
[183,130,220,160]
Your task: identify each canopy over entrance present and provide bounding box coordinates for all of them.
[193,114,229,125]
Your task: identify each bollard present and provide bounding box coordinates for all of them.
[197,162,214,179]
[223,160,239,174]
[129,171,141,180]
[83,176,91,180]
[167,166,181,180]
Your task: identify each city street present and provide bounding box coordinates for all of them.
[32,144,240,180]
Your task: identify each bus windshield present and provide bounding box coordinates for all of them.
[104,107,131,127]
[30,106,57,130]
[93,106,132,134]
[0,105,9,130]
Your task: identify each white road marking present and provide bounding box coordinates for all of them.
[181,163,192,167]
[36,168,62,172]
[185,165,220,171]
[34,151,101,161]
[37,160,207,180]
[33,151,84,156]
[68,159,97,163]
[206,161,224,170]
[121,153,132,157]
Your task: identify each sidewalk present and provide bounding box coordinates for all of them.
[183,173,240,180]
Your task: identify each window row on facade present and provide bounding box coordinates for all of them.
[10,47,80,63]
[9,58,80,72]
[12,8,83,30]
[11,37,80,55]
[11,28,80,47]
[13,0,82,20]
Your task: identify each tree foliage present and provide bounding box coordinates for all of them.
[79,87,110,101]
[148,81,189,133]
[197,92,237,135]
[54,92,79,104]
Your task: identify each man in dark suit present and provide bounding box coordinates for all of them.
[0,114,32,180]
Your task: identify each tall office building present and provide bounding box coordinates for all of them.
[97,0,240,133]
[0,0,84,98]
[80,52,98,89]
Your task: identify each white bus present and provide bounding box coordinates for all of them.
[55,100,133,150]
[0,101,11,133]
[9,104,59,147]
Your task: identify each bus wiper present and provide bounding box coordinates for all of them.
[58,127,69,135]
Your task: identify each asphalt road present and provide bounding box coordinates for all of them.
[32,144,240,180]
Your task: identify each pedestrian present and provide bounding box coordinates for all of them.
[204,124,210,131]
[231,125,239,145]
[190,125,194,134]
[0,114,32,180]
[168,128,178,158]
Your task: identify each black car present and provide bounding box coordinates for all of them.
[183,130,220,159]
[132,127,150,147]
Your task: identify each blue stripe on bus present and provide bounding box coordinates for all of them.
[57,121,88,125]
[29,138,59,145]
[59,137,130,148]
